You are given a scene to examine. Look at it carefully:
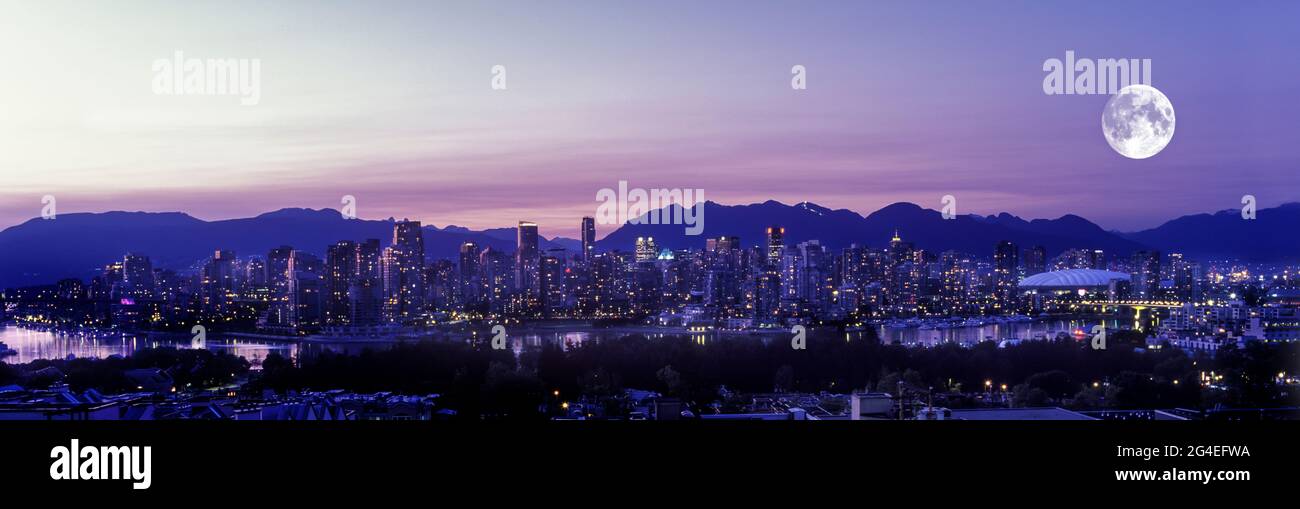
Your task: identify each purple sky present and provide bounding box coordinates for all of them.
[1,0,1298,238]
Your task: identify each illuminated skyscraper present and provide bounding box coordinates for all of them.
[1023,245,1047,277]
[459,241,481,307]
[539,251,566,316]
[1131,250,1161,299]
[122,253,155,300]
[479,246,514,314]
[288,250,323,328]
[266,245,294,324]
[325,240,358,326]
[245,257,267,287]
[707,236,739,253]
[202,250,236,310]
[993,241,1019,309]
[766,226,785,267]
[1090,249,1105,270]
[580,216,596,262]
[635,236,658,262]
[388,220,427,322]
[349,238,383,326]
[516,221,540,296]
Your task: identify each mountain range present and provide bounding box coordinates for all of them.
[0,201,1296,289]
[0,208,575,289]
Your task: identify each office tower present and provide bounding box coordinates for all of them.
[86,261,124,301]
[792,240,833,308]
[459,242,481,307]
[202,250,236,310]
[1131,250,1161,299]
[539,252,566,316]
[122,253,156,300]
[628,260,663,315]
[325,240,358,326]
[265,245,295,324]
[938,250,970,314]
[57,278,86,301]
[388,220,427,322]
[479,246,514,314]
[706,237,742,313]
[516,221,540,295]
[635,236,658,262]
[288,272,322,329]
[752,272,781,323]
[1052,248,1093,271]
[266,246,294,289]
[245,257,267,287]
[766,226,785,267]
[356,239,381,280]
[580,217,596,262]
[589,251,631,316]
[1023,246,1047,277]
[993,241,1019,310]
[1167,253,1198,302]
[286,250,323,329]
[345,239,382,326]
[1090,249,1106,270]
[426,260,457,310]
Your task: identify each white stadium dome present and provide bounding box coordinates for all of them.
[1018,269,1130,289]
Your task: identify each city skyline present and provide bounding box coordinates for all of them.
[3,1,1300,238]
[2,0,1296,491]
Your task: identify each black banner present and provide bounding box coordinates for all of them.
[3,421,1292,497]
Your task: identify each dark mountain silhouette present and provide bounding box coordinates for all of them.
[0,208,571,288]
[595,200,1148,258]
[2,201,1295,289]
[1122,202,1300,261]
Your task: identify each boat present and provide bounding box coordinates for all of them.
[0,341,16,357]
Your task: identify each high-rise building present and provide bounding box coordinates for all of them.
[1090,249,1106,270]
[425,259,457,310]
[202,250,236,310]
[458,242,481,307]
[479,246,514,314]
[580,217,596,262]
[707,236,739,253]
[122,253,156,300]
[1023,245,1047,277]
[244,257,267,287]
[635,236,658,262]
[388,220,426,322]
[993,241,1019,309]
[516,221,540,296]
[349,239,383,326]
[287,250,323,329]
[539,251,567,316]
[265,246,294,323]
[325,240,358,326]
[1167,253,1198,301]
[1131,250,1161,299]
[765,226,785,268]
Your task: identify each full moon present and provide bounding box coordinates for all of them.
[1101,84,1175,159]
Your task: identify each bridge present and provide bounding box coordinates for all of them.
[1076,300,1184,309]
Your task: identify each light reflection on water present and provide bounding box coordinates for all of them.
[880,318,1123,347]
[1,318,1122,365]
[0,326,301,367]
